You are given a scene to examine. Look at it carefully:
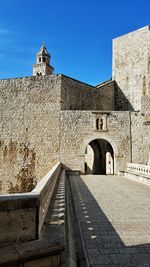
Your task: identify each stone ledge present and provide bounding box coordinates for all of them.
[0,239,64,266]
[0,194,39,211]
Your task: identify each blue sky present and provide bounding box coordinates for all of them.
[0,0,150,85]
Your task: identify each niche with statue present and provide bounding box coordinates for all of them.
[93,114,107,131]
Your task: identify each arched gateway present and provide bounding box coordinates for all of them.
[85,139,114,175]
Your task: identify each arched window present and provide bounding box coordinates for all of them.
[37,71,42,76]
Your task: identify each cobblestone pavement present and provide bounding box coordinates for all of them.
[69,174,150,267]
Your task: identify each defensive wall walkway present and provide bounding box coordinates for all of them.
[0,164,150,266]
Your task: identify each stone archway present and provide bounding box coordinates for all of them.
[85,139,114,174]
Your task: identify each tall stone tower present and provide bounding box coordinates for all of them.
[112,26,150,111]
[32,44,54,76]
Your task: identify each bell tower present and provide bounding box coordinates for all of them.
[32,43,54,76]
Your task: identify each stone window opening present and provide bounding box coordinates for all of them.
[43,57,46,62]
[39,57,41,63]
[37,71,42,76]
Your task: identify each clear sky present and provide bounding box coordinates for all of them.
[0,0,150,85]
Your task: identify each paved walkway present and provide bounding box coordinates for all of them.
[69,174,150,267]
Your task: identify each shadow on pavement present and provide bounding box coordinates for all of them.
[68,174,150,267]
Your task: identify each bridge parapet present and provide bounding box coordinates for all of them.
[0,162,61,246]
[127,163,150,175]
[32,162,61,234]
[122,163,150,186]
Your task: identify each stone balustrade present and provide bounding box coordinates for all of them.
[0,162,61,245]
[127,163,150,176]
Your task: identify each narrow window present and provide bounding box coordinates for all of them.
[43,57,46,62]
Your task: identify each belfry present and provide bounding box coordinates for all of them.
[32,43,54,76]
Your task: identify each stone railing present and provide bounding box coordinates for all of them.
[32,162,61,233]
[0,162,61,245]
[127,163,150,176]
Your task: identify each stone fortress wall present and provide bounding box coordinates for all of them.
[0,76,61,193]
[0,74,116,194]
[112,26,150,166]
[0,26,150,194]
[113,26,150,111]
[61,75,115,110]
[131,112,150,165]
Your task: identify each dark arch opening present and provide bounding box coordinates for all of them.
[85,139,114,175]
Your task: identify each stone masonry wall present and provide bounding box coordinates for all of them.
[113,26,150,111]
[0,75,61,194]
[141,96,150,113]
[96,80,115,110]
[0,74,115,194]
[61,75,115,110]
[131,112,150,165]
[60,111,131,173]
[0,74,149,194]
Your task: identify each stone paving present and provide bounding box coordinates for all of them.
[69,174,150,266]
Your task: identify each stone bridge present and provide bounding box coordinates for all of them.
[0,163,150,267]
[69,174,150,266]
